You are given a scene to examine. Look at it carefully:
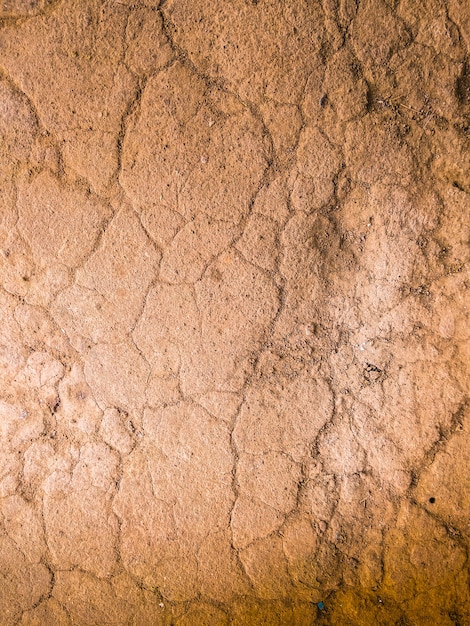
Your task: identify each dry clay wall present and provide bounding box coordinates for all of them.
[0,0,469,624]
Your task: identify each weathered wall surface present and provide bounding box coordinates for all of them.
[0,0,469,624]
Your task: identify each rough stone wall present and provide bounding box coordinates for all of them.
[0,0,469,624]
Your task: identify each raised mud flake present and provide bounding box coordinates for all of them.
[231,449,303,548]
[382,502,468,618]
[431,122,470,192]
[17,351,64,389]
[159,215,241,284]
[0,78,37,164]
[317,418,367,476]
[120,62,269,224]
[335,184,441,322]
[75,208,161,332]
[52,570,137,626]
[19,599,71,626]
[0,210,33,299]
[344,115,416,186]
[15,350,64,410]
[51,284,130,352]
[99,407,135,456]
[0,290,30,391]
[257,99,303,165]
[1,494,47,565]
[176,603,229,626]
[415,405,470,538]
[196,530,251,602]
[239,535,295,601]
[163,0,324,104]
[281,514,320,595]
[115,403,234,596]
[371,352,466,466]
[84,341,149,411]
[43,442,120,578]
[236,451,301,516]
[350,0,410,69]
[152,556,200,603]
[0,396,45,459]
[17,171,111,269]
[391,42,464,120]
[197,391,242,424]
[180,250,279,395]
[0,450,22,498]
[251,174,290,224]
[112,446,177,586]
[57,363,103,438]
[133,283,200,358]
[0,0,51,18]
[124,7,174,75]
[0,0,136,191]
[235,214,279,272]
[21,440,57,500]
[233,370,334,462]
[433,184,470,273]
[231,495,286,551]
[291,125,343,212]
[322,47,369,123]
[177,109,269,223]
[142,339,182,407]
[327,474,396,587]
[0,536,52,626]
[143,403,234,537]
[448,0,470,51]
[119,62,208,213]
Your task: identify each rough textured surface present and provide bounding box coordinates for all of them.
[0,0,469,624]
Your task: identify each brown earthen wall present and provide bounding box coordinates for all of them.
[0,0,469,624]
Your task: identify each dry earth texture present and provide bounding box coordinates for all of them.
[0,0,469,624]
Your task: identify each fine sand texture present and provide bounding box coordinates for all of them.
[0,0,469,624]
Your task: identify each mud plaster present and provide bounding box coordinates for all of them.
[0,0,469,624]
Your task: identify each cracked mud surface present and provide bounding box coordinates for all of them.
[0,0,469,624]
